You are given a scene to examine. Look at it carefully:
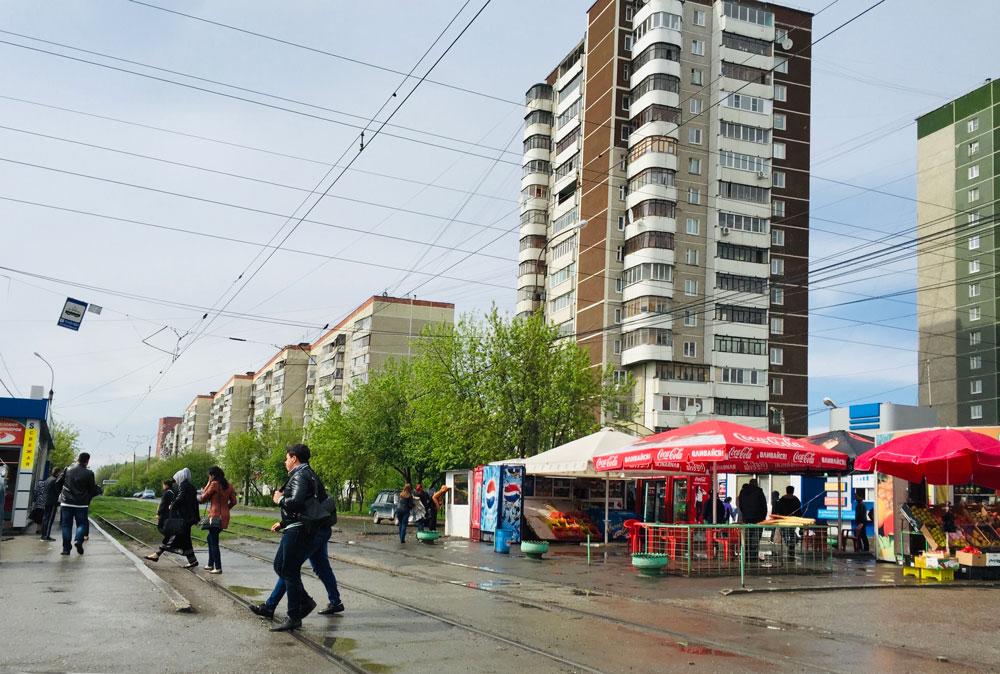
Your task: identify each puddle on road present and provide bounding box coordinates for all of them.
[455,580,520,590]
[228,585,265,597]
[674,641,737,657]
[321,635,396,673]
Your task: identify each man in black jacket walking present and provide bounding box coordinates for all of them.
[58,454,101,555]
[39,467,62,541]
[775,485,802,561]
[267,444,324,632]
[738,479,768,563]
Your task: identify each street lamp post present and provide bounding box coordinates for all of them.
[33,352,54,403]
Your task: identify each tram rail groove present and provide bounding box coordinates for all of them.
[99,504,986,673]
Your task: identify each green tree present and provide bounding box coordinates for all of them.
[48,420,80,469]
[220,430,267,505]
[254,409,304,489]
[308,396,385,511]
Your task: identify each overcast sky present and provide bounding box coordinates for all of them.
[0,0,996,467]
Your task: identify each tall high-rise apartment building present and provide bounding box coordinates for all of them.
[180,394,212,452]
[917,79,999,426]
[208,373,254,453]
[517,0,811,435]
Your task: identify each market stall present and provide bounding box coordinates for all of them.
[855,428,1000,579]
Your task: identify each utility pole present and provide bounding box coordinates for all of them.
[132,450,136,482]
[147,445,151,471]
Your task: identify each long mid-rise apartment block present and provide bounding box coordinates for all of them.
[517,0,810,435]
[157,295,455,453]
[917,79,999,426]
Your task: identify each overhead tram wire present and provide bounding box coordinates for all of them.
[122,0,522,107]
[106,0,495,430]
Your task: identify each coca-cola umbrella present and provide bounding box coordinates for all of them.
[853,428,1000,489]
[593,420,849,523]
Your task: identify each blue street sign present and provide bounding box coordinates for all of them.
[57,297,88,331]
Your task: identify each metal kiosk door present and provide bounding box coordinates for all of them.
[444,470,471,538]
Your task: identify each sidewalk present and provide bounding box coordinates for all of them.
[0,526,341,674]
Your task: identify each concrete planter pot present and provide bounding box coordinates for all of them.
[631,553,668,577]
[416,531,440,545]
[520,540,549,560]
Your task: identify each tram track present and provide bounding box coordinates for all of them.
[98,503,984,673]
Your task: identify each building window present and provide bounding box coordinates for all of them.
[619,185,627,201]
[971,404,983,420]
[970,282,981,297]
[691,40,705,56]
[615,308,622,324]
[969,212,981,225]
[773,142,786,159]
[969,141,980,156]
[692,69,703,85]
[770,377,783,395]
[622,95,631,112]
[774,84,787,101]
[724,93,770,114]
[770,346,783,365]
[618,215,626,231]
[616,246,624,262]
[969,187,980,202]
[772,171,785,188]
[616,277,624,293]
[970,306,981,321]
[969,164,980,180]
[969,235,980,250]
[621,124,631,141]
[970,331,982,346]
[971,355,982,369]
[771,287,784,305]
[770,316,784,335]
[775,58,789,73]
[690,98,703,114]
[721,120,771,144]
[624,34,633,51]
[771,229,785,246]
[685,249,699,265]
[693,10,706,26]
[687,157,701,175]
[970,259,980,273]
[686,218,700,234]
[689,128,703,145]
[685,279,698,296]
[683,341,697,358]
[774,113,786,130]
[971,380,983,395]
[772,200,785,217]
[625,6,633,21]
[720,211,768,233]
[968,117,979,133]
[614,339,622,355]
[771,258,784,275]
[688,188,701,205]
[684,310,697,326]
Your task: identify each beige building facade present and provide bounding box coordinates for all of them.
[208,373,254,453]
[251,344,311,428]
[180,394,212,452]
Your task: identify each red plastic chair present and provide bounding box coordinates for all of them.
[623,519,640,553]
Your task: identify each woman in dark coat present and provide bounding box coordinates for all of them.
[145,468,199,567]
[155,478,175,532]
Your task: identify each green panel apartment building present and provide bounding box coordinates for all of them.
[917,79,1000,426]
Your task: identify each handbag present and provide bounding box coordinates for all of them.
[163,516,187,537]
[200,505,222,530]
[302,472,337,526]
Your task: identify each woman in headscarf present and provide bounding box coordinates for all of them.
[145,468,199,568]
[199,466,237,574]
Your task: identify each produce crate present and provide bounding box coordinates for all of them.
[957,550,986,567]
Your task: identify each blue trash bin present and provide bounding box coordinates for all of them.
[494,529,511,554]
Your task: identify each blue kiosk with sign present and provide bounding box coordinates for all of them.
[0,396,53,531]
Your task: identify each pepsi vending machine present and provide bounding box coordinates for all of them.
[480,464,500,540]
[500,465,523,544]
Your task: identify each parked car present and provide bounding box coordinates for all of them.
[369,489,421,524]
[132,491,143,498]
[141,488,156,499]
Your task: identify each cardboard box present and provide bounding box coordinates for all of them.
[957,551,987,567]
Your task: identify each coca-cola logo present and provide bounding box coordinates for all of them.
[657,448,685,462]
[594,456,619,470]
[792,451,816,464]
[728,447,754,460]
[685,462,707,473]
[733,432,803,448]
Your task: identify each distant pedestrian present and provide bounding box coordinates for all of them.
[775,486,802,560]
[853,490,870,552]
[432,484,450,511]
[39,468,62,541]
[155,479,175,532]
[738,479,768,562]
[265,444,326,632]
[251,454,342,623]
[415,483,435,532]
[723,497,736,523]
[31,479,47,533]
[58,453,102,556]
[701,490,725,524]
[771,490,780,518]
[396,483,414,543]
[200,466,237,574]
[144,468,199,568]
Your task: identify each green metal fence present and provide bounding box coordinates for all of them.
[633,523,834,580]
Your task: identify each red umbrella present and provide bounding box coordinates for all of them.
[854,428,1000,489]
[593,420,849,475]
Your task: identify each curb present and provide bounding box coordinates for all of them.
[720,580,1000,595]
[89,518,193,612]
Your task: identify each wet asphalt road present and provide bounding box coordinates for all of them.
[4,510,1000,673]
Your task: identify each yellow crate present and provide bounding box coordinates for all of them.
[919,567,954,582]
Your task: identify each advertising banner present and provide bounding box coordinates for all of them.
[471,467,482,530]
[480,465,500,533]
[0,418,25,445]
[20,421,39,471]
[499,465,523,543]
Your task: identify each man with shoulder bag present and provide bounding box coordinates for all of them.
[253,444,342,632]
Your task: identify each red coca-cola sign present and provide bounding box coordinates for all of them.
[792,451,816,465]
[0,419,25,445]
[656,448,685,462]
[594,455,620,470]
[728,447,754,460]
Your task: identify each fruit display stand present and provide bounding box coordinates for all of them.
[522,500,602,542]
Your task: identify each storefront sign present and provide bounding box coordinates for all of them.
[817,508,845,520]
[20,421,38,470]
[0,418,25,445]
[824,496,847,507]
[824,482,846,491]
[986,553,1000,567]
